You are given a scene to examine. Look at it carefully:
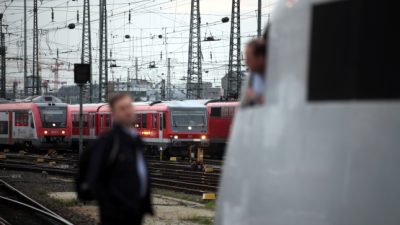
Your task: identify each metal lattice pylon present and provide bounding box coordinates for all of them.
[25,0,41,96]
[186,0,202,99]
[0,14,6,98]
[81,0,93,102]
[98,0,108,102]
[167,58,171,100]
[227,0,241,99]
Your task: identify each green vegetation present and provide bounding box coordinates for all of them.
[204,200,216,210]
[182,215,214,225]
[153,188,203,203]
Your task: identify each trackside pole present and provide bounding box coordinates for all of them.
[79,84,83,156]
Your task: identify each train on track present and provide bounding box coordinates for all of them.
[0,96,238,158]
[0,96,71,151]
[70,101,216,158]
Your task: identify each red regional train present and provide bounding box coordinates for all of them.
[205,101,239,158]
[0,96,71,151]
[69,101,209,157]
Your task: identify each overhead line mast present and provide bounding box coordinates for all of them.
[26,0,41,96]
[0,14,6,98]
[226,0,241,99]
[186,0,202,99]
[99,0,108,102]
[81,0,93,103]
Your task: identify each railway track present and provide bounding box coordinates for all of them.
[0,179,73,225]
[0,153,221,196]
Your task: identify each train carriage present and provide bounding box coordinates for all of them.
[205,101,239,158]
[133,101,209,156]
[69,104,106,148]
[70,101,209,157]
[0,96,71,150]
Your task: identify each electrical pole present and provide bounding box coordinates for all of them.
[52,49,63,90]
[33,0,40,95]
[227,0,241,99]
[186,0,202,99]
[81,0,93,102]
[99,0,108,102]
[26,0,41,96]
[135,57,138,80]
[12,81,18,99]
[160,79,166,101]
[167,58,171,100]
[127,68,131,92]
[0,14,6,99]
[257,0,262,37]
[24,0,27,97]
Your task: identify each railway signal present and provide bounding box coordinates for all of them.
[74,64,91,155]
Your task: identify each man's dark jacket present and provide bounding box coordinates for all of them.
[87,124,153,224]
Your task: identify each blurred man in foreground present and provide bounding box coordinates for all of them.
[86,93,152,225]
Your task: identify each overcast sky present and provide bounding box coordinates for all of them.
[1,0,276,91]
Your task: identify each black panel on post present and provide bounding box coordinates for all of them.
[74,64,91,84]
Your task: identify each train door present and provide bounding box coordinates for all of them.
[89,113,95,137]
[12,111,30,142]
[82,114,90,136]
[7,111,12,144]
[0,112,9,144]
[28,111,36,139]
[159,112,164,149]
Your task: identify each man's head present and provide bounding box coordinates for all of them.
[245,38,267,74]
[108,93,135,127]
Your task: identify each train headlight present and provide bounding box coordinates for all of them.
[174,135,179,140]
[44,130,48,135]
[188,126,192,130]
[61,130,66,135]
[52,123,56,127]
[201,135,207,140]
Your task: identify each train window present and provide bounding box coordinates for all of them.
[221,107,234,118]
[135,114,141,128]
[0,121,7,134]
[90,114,95,128]
[30,114,34,128]
[308,0,400,101]
[142,114,147,128]
[15,111,29,126]
[163,113,166,129]
[210,107,221,117]
[152,114,157,129]
[83,115,88,128]
[72,114,79,128]
[105,114,111,127]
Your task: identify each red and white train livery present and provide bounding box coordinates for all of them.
[0,96,71,150]
[70,101,209,157]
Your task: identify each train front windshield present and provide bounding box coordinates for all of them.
[39,107,67,128]
[171,110,206,132]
